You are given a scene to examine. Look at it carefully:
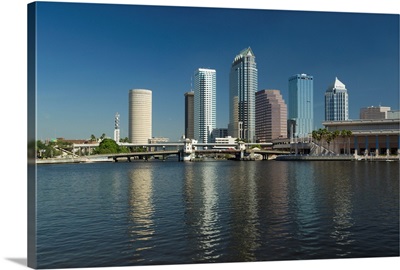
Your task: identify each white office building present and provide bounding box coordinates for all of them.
[325,77,349,121]
[194,68,216,143]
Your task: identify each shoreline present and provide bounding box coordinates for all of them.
[36,156,112,164]
[276,155,399,162]
[35,154,400,164]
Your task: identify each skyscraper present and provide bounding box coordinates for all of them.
[129,89,152,144]
[184,91,194,139]
[325,77,349,121]
[288,73,314,138]
[194,68,216,143]
[360,105,391,120]
[255,89,287,142]
[229,47,258,142]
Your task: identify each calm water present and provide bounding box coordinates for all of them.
[36,160,399,268]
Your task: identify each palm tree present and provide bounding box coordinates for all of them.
[340,130,347,154]
[332,130,340,154]
[312,130,322,155]
[339,129,353,155]
[346,130,352,155]
[325,131,333,154]
[319,128,328,152]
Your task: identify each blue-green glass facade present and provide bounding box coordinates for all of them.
[288,74,314,138]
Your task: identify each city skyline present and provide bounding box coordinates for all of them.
[35,2,399,141]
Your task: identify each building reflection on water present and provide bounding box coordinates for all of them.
[290,163,319,243]
[260,162,290,255]
[127,167,155,260]
[330,170,354,255]
[183,162,223,262]
[36,161,399,268]
[228,162,260,261]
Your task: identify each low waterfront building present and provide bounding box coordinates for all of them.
[148,137,169,144]
[387,110,400,119]
[214,136,236,145]
[210,128,228,142]
[323,118,400,155]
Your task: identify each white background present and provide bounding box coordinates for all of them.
[0,1,399,270]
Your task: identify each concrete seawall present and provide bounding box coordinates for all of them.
[276,155,399,161]
[36,156,111,164]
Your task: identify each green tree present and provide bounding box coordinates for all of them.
[94,138,131,154]
[345,130,352,154]
[339,129,353,155]
[36,140,62,158]
[340,130,347,154]
[120,137,130,143]
[90,134,97,142]
[312,130,322,155]
[331,130,340,154]
[96,138,119,154]
[250,144,261,149]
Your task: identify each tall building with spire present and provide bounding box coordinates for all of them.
[288,73,314,138]
[194,68,216,143]
[325,77,349,121]
[228,47,258,142]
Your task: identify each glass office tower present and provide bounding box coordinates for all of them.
[325,77,349,121]
[229,47,258,142]
[194,68,216,143]
[288,74,314,138]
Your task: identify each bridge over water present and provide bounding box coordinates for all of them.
[106,148,290,162]
[72,141,289,161]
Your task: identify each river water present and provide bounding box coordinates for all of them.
[36,160,399,268]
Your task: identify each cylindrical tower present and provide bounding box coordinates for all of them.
[129,89,152,144]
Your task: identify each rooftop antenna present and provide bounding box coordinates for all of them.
[114,112,120,143]
[114,112,120,129]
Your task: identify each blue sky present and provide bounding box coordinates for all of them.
[35,2,399,141]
